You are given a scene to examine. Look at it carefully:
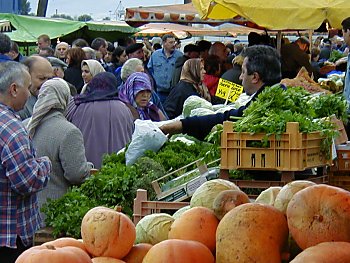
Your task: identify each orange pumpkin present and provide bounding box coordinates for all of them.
[216,203,289,263]
[290,242,350,262]
[15,245,92,263]
[81,206,136,259]
[168,206,219,252]
[287,184,350,250]
[42,237,88,253]
[142,239,215,263]
[92,257,125,263]
[123,243,152,263]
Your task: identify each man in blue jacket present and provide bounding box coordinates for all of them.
[147,34,183,104]
[160,45,282,140]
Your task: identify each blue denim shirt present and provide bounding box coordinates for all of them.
[343,54,350,113]
[147,48,183,93]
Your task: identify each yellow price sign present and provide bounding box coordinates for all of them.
[215,78,243,102]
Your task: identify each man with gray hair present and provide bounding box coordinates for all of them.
[0,61,51,263]
[0,33,13,62]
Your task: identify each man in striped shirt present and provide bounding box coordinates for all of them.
[0,62,52,262]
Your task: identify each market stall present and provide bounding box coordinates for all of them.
[0,13,139,44]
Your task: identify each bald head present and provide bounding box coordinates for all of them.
[22,56,53,97]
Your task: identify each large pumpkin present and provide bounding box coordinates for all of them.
[290,242,350,262]
[287,184,350,250]
[168,206,219,252]
[142,239,215,263]
[216,203,289,263]
[42,237,88,253]
[81,206,136,259]
[15,245,92,263]
[92,257,125,263]
[122,243,152,263]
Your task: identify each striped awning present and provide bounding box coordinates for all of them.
[125,3,262,29]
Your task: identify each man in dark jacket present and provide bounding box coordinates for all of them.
[160,45,282,141]
[170,43,200,88]
[280,36,313,78]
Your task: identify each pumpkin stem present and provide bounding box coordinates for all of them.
[313,215,323,222]
[45,244,56,250]
[114,205,122,212]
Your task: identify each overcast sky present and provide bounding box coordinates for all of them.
[28,0,183,20]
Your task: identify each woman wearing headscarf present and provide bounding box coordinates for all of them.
[119,58,168,119]
[27,78,92,222]
[66,72,134,169]
[164,58,210,119]
[119,72,167,122]
[80,59,105,94]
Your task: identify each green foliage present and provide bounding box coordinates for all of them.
[41,188,99,238]
[51,14,74,20]
[143,140,213,173]
[77,14,93,22]
[309,93,348,122]
[328,49,347,63]
[20,0,31,15]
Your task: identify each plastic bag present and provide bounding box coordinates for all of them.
[125,119,168,165]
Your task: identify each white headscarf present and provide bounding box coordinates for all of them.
[80,59,105,94]
[27,78,70,138]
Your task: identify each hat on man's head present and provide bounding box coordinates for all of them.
[125,43,144,55]
[46,56,68,70]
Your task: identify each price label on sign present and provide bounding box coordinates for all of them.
[215,78,244,102]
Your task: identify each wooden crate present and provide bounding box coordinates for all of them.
[328,171,350,191]
[133,189,189,225]
[221,121,332,171]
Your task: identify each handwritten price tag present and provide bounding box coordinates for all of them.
[215,78,244,102]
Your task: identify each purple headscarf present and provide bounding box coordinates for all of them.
[119,72,160,121]
[74,72,119,105]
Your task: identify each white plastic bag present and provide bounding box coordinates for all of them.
[125,119,168,165]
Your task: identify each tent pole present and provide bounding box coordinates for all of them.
[308,29,313,62]
[276,30,282,54]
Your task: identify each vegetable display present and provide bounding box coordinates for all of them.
[42,140,216,238]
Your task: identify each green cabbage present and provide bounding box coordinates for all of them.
[255,186,282,206]
[182,96,213,118]
[135,213,174,245]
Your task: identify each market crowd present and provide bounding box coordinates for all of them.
[1,16,350,262]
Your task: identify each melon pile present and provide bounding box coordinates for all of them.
[16,179,350,262]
